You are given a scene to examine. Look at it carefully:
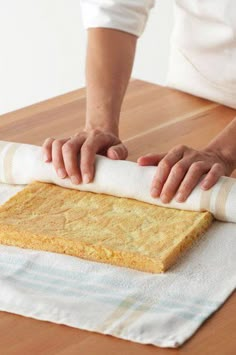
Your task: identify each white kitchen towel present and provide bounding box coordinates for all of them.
[0,140,236,348]
[0,184,235,348]
[0,140,236,223]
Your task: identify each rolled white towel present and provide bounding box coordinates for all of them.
[0,140,235,223]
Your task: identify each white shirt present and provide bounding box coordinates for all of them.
[80,0,236,109]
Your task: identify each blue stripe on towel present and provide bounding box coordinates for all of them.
[0,253,220,307]
[0,263,209,322]
[0,253,220,322]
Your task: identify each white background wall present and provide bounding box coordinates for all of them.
[0,0,173,115]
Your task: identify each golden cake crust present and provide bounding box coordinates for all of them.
[0,181,214,273]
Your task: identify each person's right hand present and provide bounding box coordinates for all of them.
[42,129,128,185]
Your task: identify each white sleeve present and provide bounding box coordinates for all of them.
[80,0,155,37]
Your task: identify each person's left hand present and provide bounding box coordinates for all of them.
[137,144,234,203]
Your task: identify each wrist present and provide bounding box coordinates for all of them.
[85,90,123,138]
[204,143,236,171]
[202,116,236,172]
[85,120,119,137]
[85,107,119,136]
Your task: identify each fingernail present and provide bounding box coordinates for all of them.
[112,150,119,159]
[44,154,49,162]
[175,192,184,202]
[83,173,90,184]
[151,187,160,198]
[57,168,66,178]
[160,193,169,203]
[71,175,80,185]
[201,181,209,189]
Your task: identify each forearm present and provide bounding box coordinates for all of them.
[205,116,236,170]
[85,28,137,136]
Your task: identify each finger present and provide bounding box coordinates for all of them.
[151,148,184,198]
[175,161,211,202]
[80,142,96,183]
[51,138,69,178]
[62,135,86,184]
[137,153,166,166]
[200,163,225,190]
[159,159,191,203]
[80,132,122,182]
[42,137,55,162]
[80,133,110,183]
[107,143,128,160]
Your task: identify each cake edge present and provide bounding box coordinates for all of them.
[0,223,164,273]
[160,211,214,271]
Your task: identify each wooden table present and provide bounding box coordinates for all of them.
[0,80,235,354]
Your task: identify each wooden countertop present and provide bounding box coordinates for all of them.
[0,79,235,354]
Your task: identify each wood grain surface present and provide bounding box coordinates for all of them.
[0,79,235,354]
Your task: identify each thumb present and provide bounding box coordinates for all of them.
[107,143,128,160]
[137,153,166,166]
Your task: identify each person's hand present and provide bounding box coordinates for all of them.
[42,129,128,184]
[137,144,235,203]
